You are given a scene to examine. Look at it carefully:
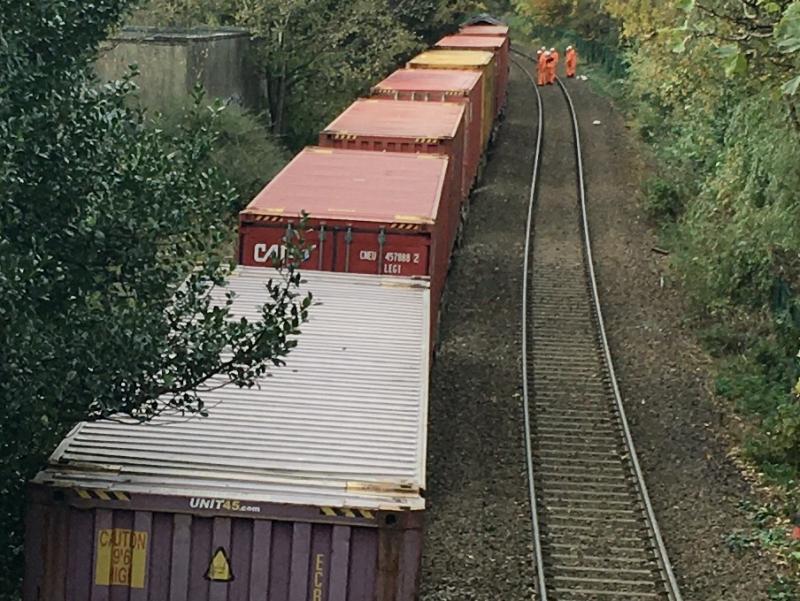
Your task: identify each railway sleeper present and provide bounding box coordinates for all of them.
[545,541,654,560]
[550,574,659,591]
[549,586,664,600]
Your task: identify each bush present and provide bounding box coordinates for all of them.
[643,176,683,221]
[152,96,289,210]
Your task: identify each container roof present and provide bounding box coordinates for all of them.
[37,268,430,511]
[373,68,482,94]
[436,35,506,50]
[322,99,465,140]
[241,147,447,225]
[459,24,510,36]
[408,49,494,68]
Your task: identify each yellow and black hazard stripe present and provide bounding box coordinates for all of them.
[74,488,131,501]
[251,214,283,223]
[414,137,441,144]
[390,223,422,231]
[332,133,357,141]
[320,507,375,520]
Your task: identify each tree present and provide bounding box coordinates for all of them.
[133,0,478,148]
[0,1,311,594]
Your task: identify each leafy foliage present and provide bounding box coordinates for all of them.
[134,0,477,148]
[0,1,311,595]
[153,95,290,207]
[517,6,800,586]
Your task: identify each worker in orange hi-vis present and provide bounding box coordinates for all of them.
[565,45,578,78]
[537,49,547,86]
[544,50,556,85]
[549,47,560,84]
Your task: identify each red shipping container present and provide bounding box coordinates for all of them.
[434,35,509,116]
[318,98,467,211]
[459,24,510,37]
[371,69,484,195]
[24,268,431,601]
[238,147,452,339]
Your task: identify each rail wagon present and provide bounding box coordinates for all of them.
[434,35,509,116]
[24,268,431,601]
[238,147,452,342]
[371,69,484,193]
[318,98,468,207]
[407,50,495,149]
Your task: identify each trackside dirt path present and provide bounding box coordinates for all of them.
[421,62,536,601]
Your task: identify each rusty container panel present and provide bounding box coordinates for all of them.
[318,98,468,213]
[24,486,424,601]
[434,35,509,116]
[371,68,484,194]
[407,50,495,150]
[238,147,449,340]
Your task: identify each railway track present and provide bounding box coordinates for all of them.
[512,49,684,601]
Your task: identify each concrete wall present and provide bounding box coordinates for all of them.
[96,27,265,113]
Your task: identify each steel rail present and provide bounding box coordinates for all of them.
[554,75,683,601]
[510,45,683,601]
[510,53,548,601]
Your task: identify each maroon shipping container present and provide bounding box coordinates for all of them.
[24,268,431,601]
[238,147,451,340]
[318,98,468,208]
[371,69,483,194]
[434,35,509,116]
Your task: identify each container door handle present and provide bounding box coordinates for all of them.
[318,225,326,270]
[344,226,353,273]
[283,223,294,266]
[377,227,386,275]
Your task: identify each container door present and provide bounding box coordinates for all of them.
[239,223,335,271]
[332,228,431,277]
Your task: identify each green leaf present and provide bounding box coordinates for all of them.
[724,51,748,77]
[781,74,800,95]
[717,44,740,57]
[775,3,800,53]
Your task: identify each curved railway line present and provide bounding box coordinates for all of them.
[511,49,684,601]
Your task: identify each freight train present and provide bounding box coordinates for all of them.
[23,18,510,601]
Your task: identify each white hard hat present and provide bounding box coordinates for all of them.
[550,47,556,52]
[567,45,573,50]
[540,46,546,50]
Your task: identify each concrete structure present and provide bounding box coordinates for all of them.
[96,27,265,112]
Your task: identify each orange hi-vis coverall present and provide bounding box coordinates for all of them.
[537,50,547,86]
[544,52,556,85]
[566,47,578,78]
[549,50,560,84]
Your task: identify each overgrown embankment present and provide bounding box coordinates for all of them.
[512,0,800,493]
[505,0,800,593]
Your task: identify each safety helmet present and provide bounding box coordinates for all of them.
[550,47,556,52]
[541,46,546,51]
[567,45,573,50]
[537,49,543,55]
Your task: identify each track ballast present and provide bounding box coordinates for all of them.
[513,49,683,601]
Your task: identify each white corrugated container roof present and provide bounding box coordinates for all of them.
[36,267,430,511]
